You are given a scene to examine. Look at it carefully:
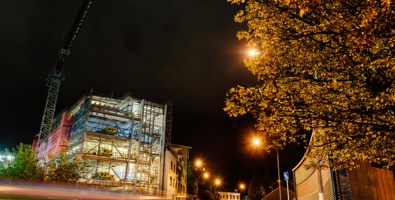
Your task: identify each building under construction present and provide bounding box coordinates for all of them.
[35,93,190,196]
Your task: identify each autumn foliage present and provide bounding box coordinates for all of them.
[225,0,395,169]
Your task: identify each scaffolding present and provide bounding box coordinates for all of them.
[67,94,167,193]
[36,112,72,162]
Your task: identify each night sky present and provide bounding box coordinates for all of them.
[0,0,304,191]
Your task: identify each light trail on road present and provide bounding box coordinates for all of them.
[0,182,170,200]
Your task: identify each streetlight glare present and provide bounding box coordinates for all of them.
[248,133,282,200]
[214,178,222,186]
[203,172,210,179]
[241,129,269,157]
[239,183,246,190]
[195,159,202,168]
[248,49,260,57]
[252,138,260,146]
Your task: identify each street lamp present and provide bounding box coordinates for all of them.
[239,182,246,200]
[275,148,282,200]
[193,158,204,198]
[195,159,203,168]
[214,178,222,187]
[253,138,260,146]
[239,183,245,191]
[203,172,210,179]
[252,137,282,200]
[248,48,260,57]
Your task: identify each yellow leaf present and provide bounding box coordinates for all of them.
[300,9,305,17]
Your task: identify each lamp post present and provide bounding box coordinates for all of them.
[194,159,204,197]
[275,148,282,200]
[252,138,282,200]
[239,182,246,200]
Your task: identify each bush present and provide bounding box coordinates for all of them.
[0,143,43,181]
[46,152,87,182]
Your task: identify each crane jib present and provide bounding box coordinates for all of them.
[63,0,94,51]
[36,0,94,152]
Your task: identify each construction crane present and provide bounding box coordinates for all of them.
[36,0,94,150]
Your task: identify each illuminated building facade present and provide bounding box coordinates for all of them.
[35,93,190,194]
[292,129,395,200]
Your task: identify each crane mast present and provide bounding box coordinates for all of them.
[36,0,94,150]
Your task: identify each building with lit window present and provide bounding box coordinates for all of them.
[218,191,240,200]
[35,93,190,195]
[163,144,191,199]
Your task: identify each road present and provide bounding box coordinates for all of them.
[0,181,170,200]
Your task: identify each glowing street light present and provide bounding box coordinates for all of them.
[195,159,203,168]
[214,178,221,187]
[248,48,260,57]
[239,183,246,191]
[253,138,260,146]
[203,172,210,179]
[238,182,247,200]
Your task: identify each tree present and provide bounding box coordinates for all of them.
[46,152,87,182]
[225,0,395,170]
[199,188,216,200]
[0,149,13,177]
[186,161,217,200]
[187,162,198,196]
[247,164,266,200]
[0,143,43,180]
